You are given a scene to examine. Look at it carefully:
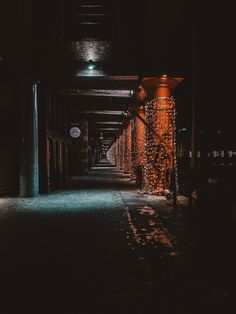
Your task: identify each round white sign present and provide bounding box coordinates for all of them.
[69,127,81,138]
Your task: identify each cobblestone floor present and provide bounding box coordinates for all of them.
[0,160,230,314]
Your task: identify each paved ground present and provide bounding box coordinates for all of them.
[0,160,230,313]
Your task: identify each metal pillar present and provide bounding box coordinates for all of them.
[20,82,39,197]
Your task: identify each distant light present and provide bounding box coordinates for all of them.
[181,128,187,132]
[162,74,168,77]
[88,59,96,70]
[217,130,221,134]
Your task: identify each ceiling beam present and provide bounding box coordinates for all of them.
[81,110,124,115]
[91,121,122,125]
[60,89,133,97]
[106,76,139,81]
[96,127,120,130]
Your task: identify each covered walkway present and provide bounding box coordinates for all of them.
[0,159,226,314]
[0,2,231,313]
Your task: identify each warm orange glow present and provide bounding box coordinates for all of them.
[114,77,182,191]
[144,97,175,194]
[141,76,182,195]
[131,110,146,180]
[123,123,132,173]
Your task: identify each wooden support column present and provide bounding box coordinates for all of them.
[142,76,183,194]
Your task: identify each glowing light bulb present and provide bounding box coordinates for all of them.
[87,59,96,70]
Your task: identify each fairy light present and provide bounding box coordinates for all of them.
[131,109,146,180]
[113,97,178,194]
[131,117,137,180]
[172,107,179,191]
[144,96,177,194]
[123,128,128,173]
[123,123,132,173]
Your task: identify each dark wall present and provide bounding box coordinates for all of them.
[0,74,19,195]
[0,0,33,196]
[195,3,230,130]
[68,121,88,176]
[0,1,18,195]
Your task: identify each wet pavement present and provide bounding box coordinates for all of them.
[0,160,230,313]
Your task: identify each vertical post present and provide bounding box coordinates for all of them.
[20,82,39,197]
[38,84,49,194]
[142,77,183,197]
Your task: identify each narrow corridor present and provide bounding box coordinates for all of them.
[0,160,228,314]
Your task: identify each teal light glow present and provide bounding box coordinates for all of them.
[88,64,95,70]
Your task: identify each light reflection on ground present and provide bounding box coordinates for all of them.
[124,205,176,256]
[0,163,229,312]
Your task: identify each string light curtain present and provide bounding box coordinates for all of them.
[123,123,131,173]
[130,117,136,180]
[131,109,146,180]
[144,96,177,194]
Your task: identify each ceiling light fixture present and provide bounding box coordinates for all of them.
[88,59,96,70]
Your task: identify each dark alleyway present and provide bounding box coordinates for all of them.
[0,160,229,314]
